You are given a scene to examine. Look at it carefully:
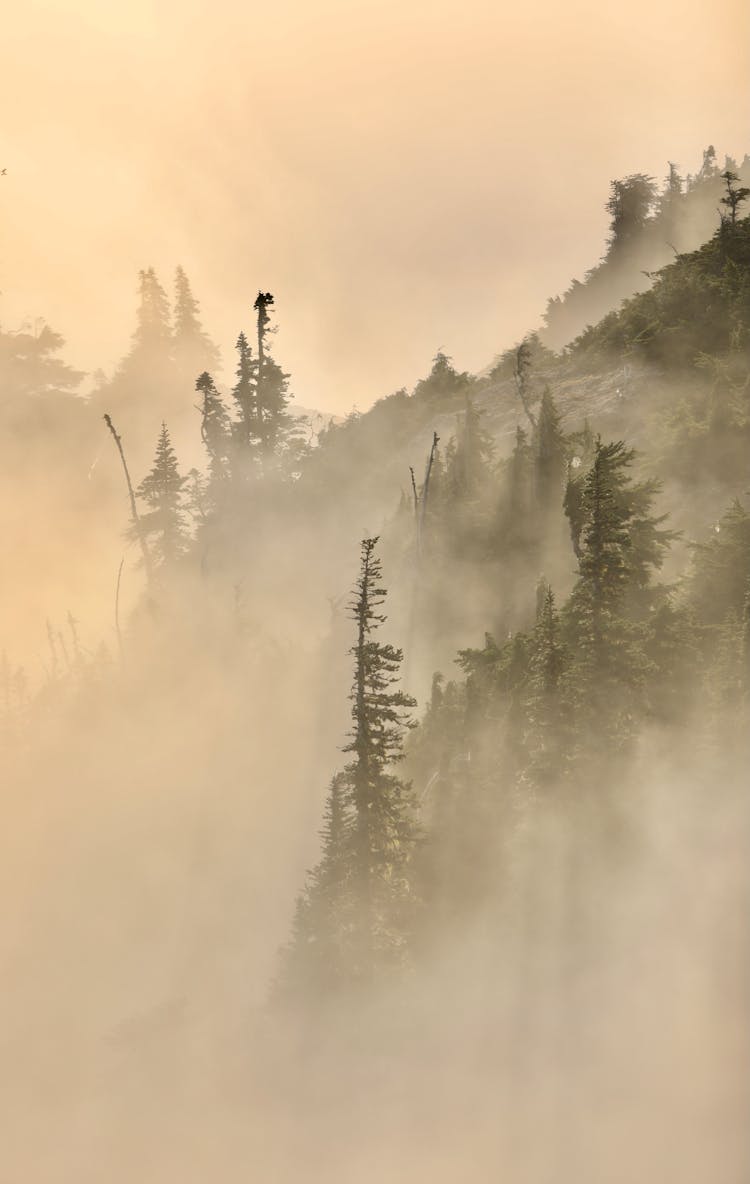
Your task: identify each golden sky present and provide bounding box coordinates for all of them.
[1,0,748,410]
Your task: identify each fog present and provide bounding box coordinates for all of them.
[1,0,749,409]
[2,4,750,1182]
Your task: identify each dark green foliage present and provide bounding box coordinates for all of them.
[134,422,188,567]
[508,425,533,517]
[605,174,658,255]
[719,171,750,227]
[642,602,703,725]
[573,216,750,369]
[525,586,571,785]
[445,397,495,504]
[196,371,232,497]
[228,294,305,481]
[563,464,586,559]
[542,147,750,350]
[571,438,671,626]
[276,774,352,999]
[279,538,418,997]
[229,331,258,465]
[657,161,683,226]
[413,351,473,404]
[689,499,750,624]
[534,387,566,512]
[494,424,536,556]
[563,439,673,746]
[705,609,746,730]
[343,538,419,974]
[12,143,750,1028]
[257,354,299,462]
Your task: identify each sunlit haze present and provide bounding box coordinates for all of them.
[1,0,748,409]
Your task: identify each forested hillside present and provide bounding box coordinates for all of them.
[2,158,749,1183]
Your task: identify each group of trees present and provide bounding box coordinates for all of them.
[542,146,750,348]
[276,404,750,998]
[98,266,219,411]
[116,290,305,577]
[269,198,750,1001]
[3,144,750,1017]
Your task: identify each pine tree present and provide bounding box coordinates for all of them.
[605,174,658,256]
[225,293,304,480]
[276,773,353,1001]
[343,537,419,976]
[0,323,84,399]
[412,351,472,403]
[660,161,683,210]
[689,499,750,624]
[173,266,220,379]
[494,423,536,557]
[102,268,177,444]
[258,353,296,457]
[131,267,172,357]
[229,331,258,461]
[534,386,566,513]
[705,609,746,738]
[445,397,495,502]
[134,423,188,567]
[719,170,750,227]
[508,424,532,515]
[278,538,419,997]
[253,290,303,468]
[698,144,718,181]
[196,371,231,498]
[571,440,634,667]
[565,438,672,746]
[525,586,570,785]
[563,464,586,559]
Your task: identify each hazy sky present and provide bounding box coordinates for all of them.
[1,0,748,411]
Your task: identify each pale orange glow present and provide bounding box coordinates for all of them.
[1,0,748,410]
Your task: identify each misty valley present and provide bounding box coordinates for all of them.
[2,149,749,1182]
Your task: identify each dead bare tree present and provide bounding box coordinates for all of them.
[114,556,125,660]
[419,431,440,540]
[404,429,441,689]
[103,413,154,584]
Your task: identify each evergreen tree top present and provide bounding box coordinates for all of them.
[173,266,220,371]
[133,268,171,349]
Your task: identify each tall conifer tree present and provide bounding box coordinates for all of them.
[534,387,566,513]
[343,537,418,975]
[279,538,418,997]
[134,422,188,568]
[173,266,220,379]
[196,371,231,501]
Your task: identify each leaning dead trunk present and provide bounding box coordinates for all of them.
[103,413,154,585]
[419,431,440,541]
[405,429,441,691]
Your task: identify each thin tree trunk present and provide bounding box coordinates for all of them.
[103,413,154,584]
[409,466,420,553]
[404,430,440,692]
[115,555,125,660]
[354,553,373,973]
[419,431,440,540]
